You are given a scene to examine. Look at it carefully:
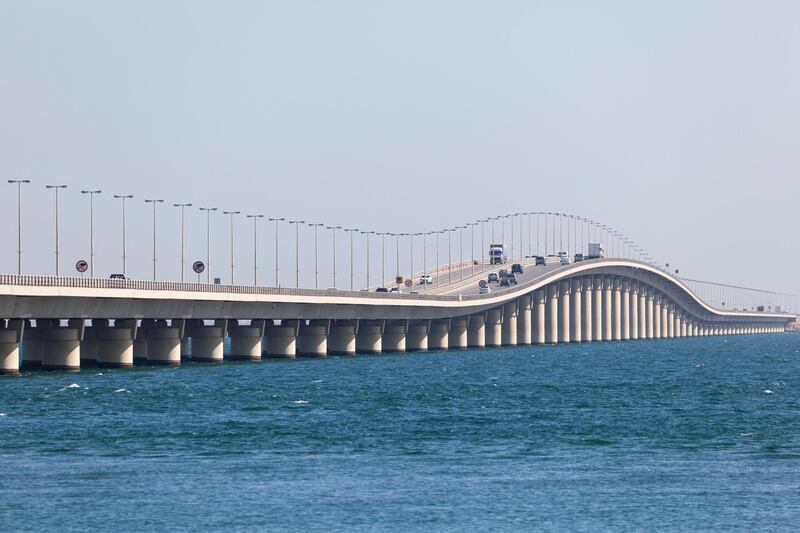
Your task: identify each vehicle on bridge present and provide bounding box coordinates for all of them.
[419,275,433,284]
[587,242,605,260]
[574,253,585,262]
[511,263,524,274]
[487,272,500,283]
[489,244,506,265]
[535,256,546,266]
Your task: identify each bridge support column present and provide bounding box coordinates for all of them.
[502,302,518,346]
[21,320,42,369]
[680,316,688,337]
[81,319,107,365]
[134,319,154,363]
[229,320,266,360]
[611,277,622,341]
[356,320,383,354]
[653,295,662,339]
[534,290,546,345]
[604,276,613,341]
[429,320,450,350]
[41,319,84,371]
[407,320,429,352]
[450,318,468,349]
[146,320,182,365]
[383,320,408,353]
[468,314,486,348]
[96,319,136,368]
[661,301,669,339]
[0,319,24,374]
[486,309,502,347]
[559,281,571,344]
[693,322,699,337]
[297,319,328,357]
[517,294,532,345]
[265,320,299,358]
[329,320,356,355]
[571,280,582,343]
[645,289,654,339]
[190,320,226,362]
[621,280,630,341]
[594,276,604,341]
[630,282,639,340]
[546,285,559,344]
[581,277,593,342]
[667,305,675,338]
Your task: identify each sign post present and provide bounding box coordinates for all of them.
[75,260,88,278]
[193,261,205,283]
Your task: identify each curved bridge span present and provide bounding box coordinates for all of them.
[0,259,793,373]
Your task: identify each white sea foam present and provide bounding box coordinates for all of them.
[0,413,7,417]
[291,400,308,404]
[311,380,323,384]
[58,383,81,392]
[114,388,128,393]
[763,389,774,395]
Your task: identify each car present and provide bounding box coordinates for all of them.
[479,286,491,294]
[389,287,400,293]
[109,274,126,280]
[375,287,389,293]
[487,272,500,283]
[560,255,572,265]
[511,263,523,274]
[498,269,509,278]
[507,273,518,284]
[574,253,585,262]
[535,256,546,266]
[500,277,510,287]
[419,274,433,284]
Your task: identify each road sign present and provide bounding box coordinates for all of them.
[193,261,205,274]
[75,260,88,273]
[479,279,487,288]
[395,276,403,285]
[404,278,412,288]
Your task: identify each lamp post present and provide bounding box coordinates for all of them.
[423,231,432,293]
[345,228,359,291]
[113,194,134,277]
[362,230,375,289]
[268,217,285,286]
[326,225,341,288]
[467,222,477,277]
[199,207,217,283]
[246,214,264,286]
[506,214,514,262]
[458,225,466,281]
[377,232,387,287]
[8,179,31,275]
[289,220,305,288]
[479,219,487,272]
[223,210,240,284]
[173,203,192,282]
[144,199,164,281]
[435,230,443,288]
[447,228,454,284]
[45,184,68,276]
[309,223,324,289]
[81,190,102,277]
[412,232,423,285]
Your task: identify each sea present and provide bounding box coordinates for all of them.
[1,334,798,531]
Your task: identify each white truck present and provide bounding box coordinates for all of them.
[489,244,506,265]
[587,242,605,259]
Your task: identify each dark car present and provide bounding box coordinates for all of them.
[535,256,546,266]
[507,273,518,285]
[574,253,585,262]
[487,272,500,283]
[511,263,523,274]
[498,269,509,278]
[375,287,389,293]
[109,274,126,280]
[500,277,510,287]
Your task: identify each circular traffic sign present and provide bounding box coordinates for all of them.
[75,260,88,273]
[479,279,487,288]
[193,261,205,274]
[404,278,412,288]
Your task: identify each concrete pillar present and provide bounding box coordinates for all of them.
[604,276,613,341]
[653,295,662,339]
[329,320,356,355]
[265,319,299,358]
[661,301,669,339]
[693,322,699,337]
[630,282,639,340]
[559,281,571,344]
[190,320,226,362]
[134,319,154,363]
[429,320,450,350]
[667,305,675,338]
[21,320,42,369]
[680,317,687,337]
[407,320,430,352]
[468,314,486,348]
[517,294,532,346]
[571,279,582,343]
[546,284,559,344]
[81,319,107,365]
[502,302,518,346]
[96,319,136,368]
[449,318,468,349]
[582,277,593,342]
[646,289,654,339]
[145,319,182,365]
[486,309,502,347]
[41,319,84,371]
[621,280,630,341]
[356,320,383,354]
[230,319,266,360]
[534,290,546,345]
[594,276,604,341]
[610,277,621,341]
[0,319,24,374]
[383,320,407,353]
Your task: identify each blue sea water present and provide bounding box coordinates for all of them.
[1,334,799,532]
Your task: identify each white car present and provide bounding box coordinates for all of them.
[479,286,491,294]
[419,274,433,284]
[560,255,572,265]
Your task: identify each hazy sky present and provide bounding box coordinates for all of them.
[1,1,798,292]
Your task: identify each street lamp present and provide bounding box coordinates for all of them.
[173,203,192,282]
[223,210,240,284]
[345,228,359,291]
[113,194,134,277]
[412,232,423,285]
[246,214,264,286]
[377,232,387,287]
[289,220,305,288]
[447,228,455,284]
[457,225,466,281]
[467,222,477,277]
[81,190,102,277]
[144,199,164,281]
[268,217,285,286]
[8,179,31,275]
[199,207,217,283]
[45,184,68,276]
[435,230,443,288]
[309,223,324,289]
[362,230,375,289]
[326,225,342,288]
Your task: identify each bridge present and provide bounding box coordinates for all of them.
[0,257,793,373]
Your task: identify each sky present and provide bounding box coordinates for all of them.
[1,1,798,292]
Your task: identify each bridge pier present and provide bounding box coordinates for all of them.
[603,276,613,341]
[81,319,107,365]
[265,319,299,358]
[449,318,468,349]
[429,319,450,350]
[517,294,532,345]
[356,320,383,354]
[21,320,42,369]
[621,281,631,341]
[96,319,136,368]
[546,285,559,344]
[297,320,328,357]
[468,313,486,348]
[0,319,24,374]
[329,320,356,355]
[146,320,182,365]
[502,302,518,346]
[41,319,84,371]
[630,282,639,340]
[581,277,593,342]
[486,309,502,347]
[661,301,669,339]
[227,319,264,360]
[407,320,429,352]
[570,279,582,343]
[667,305,675,338]
[653,295,662,338]
[383,320,408,353]
[534,289,546,345]
[594,276,604,341]
[133,319,154,363]
[645,289,654,339]
[612,277,622,341]
[190,320,226,362]
[559,281,570,343]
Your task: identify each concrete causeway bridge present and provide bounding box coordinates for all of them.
[0,258,793,373]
